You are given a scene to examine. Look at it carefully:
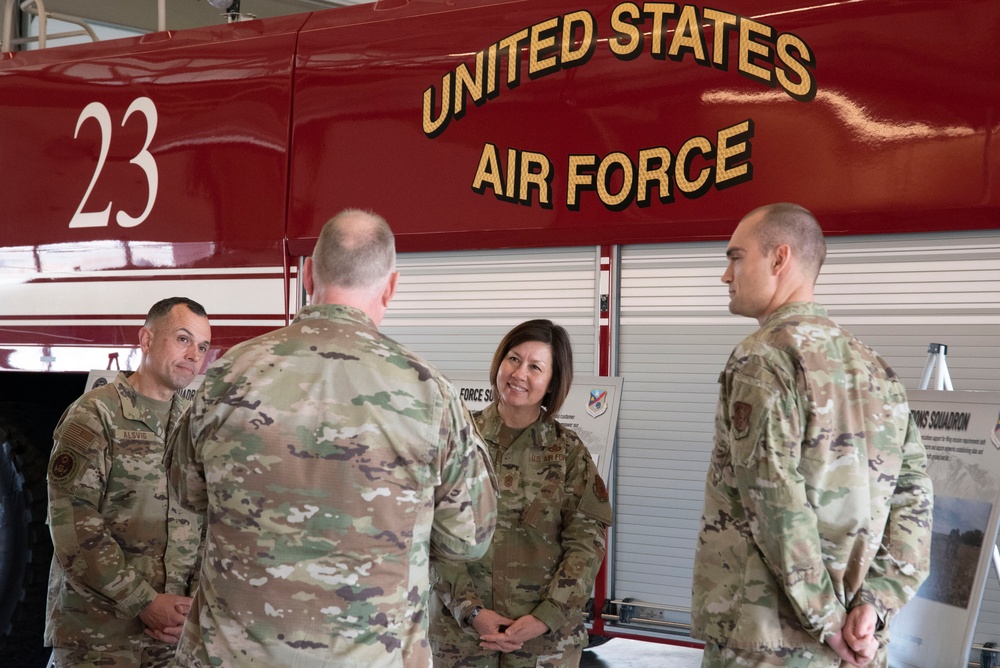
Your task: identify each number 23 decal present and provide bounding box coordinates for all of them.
[69,97,159,229]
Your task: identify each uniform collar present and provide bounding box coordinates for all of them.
[762,301,828,326]
[479,401,554,449]
[293,303,376,330]
[112,371,183,437]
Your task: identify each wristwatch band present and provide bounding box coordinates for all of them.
[466,606,483,625]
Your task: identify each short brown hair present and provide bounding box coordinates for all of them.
[489,319,573,421]
[749,202,827,282]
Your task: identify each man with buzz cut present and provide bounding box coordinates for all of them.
[45,296,212,667]
[692,203,934,668]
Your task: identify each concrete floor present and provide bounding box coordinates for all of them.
[581,637,704,667]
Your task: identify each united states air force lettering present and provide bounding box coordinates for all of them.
[420,4,816,211]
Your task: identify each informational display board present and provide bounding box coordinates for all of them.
[889,390,1000,668]
[446,373,623,485]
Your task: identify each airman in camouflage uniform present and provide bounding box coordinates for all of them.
[692,204,933,668]
[431,320,613,668]
[167,209,497,668]
[45,297,212,667]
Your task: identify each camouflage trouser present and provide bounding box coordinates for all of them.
[432,614,584,668]
[701,642,887,668]
[49,642,175,668]
[432,644,583,668]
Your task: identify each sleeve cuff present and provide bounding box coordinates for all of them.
[818,605,848,644]
[117,580,158,620]
[531,599,565,634]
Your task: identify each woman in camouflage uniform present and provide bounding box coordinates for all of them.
[431,319,613,668]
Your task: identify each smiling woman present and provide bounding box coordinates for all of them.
[431,319,613,668]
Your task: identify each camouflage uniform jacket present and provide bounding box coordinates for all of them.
[168,304,497,668]
[691,302,933,651]
[431,402,612,655]
[45,371,202,653]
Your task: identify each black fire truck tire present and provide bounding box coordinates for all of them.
[0,404,55,667]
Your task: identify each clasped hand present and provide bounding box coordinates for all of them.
[474,609,548,653]
[828,604,880,667]
[139,593,192,644]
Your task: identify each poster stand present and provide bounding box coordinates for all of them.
[920,343,954,392]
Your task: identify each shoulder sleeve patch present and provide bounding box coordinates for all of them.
[49,451,82,487]
[577,467,613,525]
[594,475,609,503]
[61,421,99,455]
[732,401,752,438]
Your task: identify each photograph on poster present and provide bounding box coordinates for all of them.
[917,495,991,609]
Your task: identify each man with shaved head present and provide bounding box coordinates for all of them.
[692,203,933,667]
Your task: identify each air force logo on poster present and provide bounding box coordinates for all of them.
[587,389,608,417]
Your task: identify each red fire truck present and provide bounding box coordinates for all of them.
[2,0,999,664]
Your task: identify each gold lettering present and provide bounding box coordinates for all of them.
[561,11,596,66]
[716,119,754,188]
[776,33,816,101]
[422,73,453,138]
[637,146,673,205]
[567,154,598,208]
[472,143,505,197]
[676,136,713,194]
[646,3,676,58]
[668,5,708,64]
[453,51,485,119]
[739,18,774,85]
[703,8,737,67]
[596,152,635,208]
[519,151,552,206]
[529,17,560,75]
[609,3,642,58]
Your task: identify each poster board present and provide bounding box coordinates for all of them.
[446,373,623,485]
[889,390,1000,668]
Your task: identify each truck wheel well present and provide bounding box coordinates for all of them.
[0,401,66,667]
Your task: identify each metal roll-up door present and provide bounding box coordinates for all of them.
[382,246,601,379]
[614,230,1000,639]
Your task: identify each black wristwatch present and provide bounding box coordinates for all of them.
[466,606,483,625]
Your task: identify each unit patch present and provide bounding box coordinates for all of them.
[732,401,752,439]
[50,451,81,486]
[594,475,609,503]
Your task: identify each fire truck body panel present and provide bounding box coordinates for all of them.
[287,0,999,252]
